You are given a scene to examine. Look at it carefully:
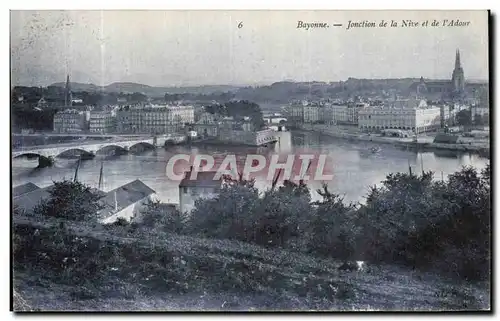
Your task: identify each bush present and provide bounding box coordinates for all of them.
[139,200,187,233]
[33,180,103,222]
[189,179,313,249]
[308,184,360,260]
[358,166,490,280]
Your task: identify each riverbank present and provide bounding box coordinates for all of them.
[294,125,490,157]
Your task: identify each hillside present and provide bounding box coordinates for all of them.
[48,82,242,96]
[13,215,489,311]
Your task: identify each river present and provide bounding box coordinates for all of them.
[12,131,489,204]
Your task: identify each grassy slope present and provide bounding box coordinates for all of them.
[13,216,490,311]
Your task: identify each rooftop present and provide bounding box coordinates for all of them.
[13,184,106,215]
[98,179,156,219]
[13,188,51,214]
[13,182,40,198]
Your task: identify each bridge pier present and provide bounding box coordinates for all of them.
[37,156,54,168]
[80,151,96,160]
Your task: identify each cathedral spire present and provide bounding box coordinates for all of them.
[455,49,461,69]
[65,74,72,106]
[451,49,465,97]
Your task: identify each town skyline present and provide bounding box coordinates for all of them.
[11,10,489,87]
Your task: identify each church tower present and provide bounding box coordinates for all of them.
[451,49,465,95]
[64,74,73,107]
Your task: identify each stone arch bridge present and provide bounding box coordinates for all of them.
[12,134,185,167]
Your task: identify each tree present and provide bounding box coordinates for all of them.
[188,183,260,240]
[33,180,104,222]
[131,92,147,103]
[456,109,472,128]
[308,184,360,259]
[139,200,187,233]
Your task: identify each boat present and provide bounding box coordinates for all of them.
[359,146,382,158]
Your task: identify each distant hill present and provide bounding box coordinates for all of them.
[49,82,101,92]
[48,81,242,97]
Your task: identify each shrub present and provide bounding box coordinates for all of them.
[139,200,187,233]
[308,184,360,260]
[33,180,103,222]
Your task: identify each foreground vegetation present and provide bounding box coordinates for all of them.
[12,165,490,311]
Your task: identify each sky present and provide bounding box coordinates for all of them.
[10,10,489,87]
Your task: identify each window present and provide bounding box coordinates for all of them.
[183,187,188,194]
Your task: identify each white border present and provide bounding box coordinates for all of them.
[2,0,498,319]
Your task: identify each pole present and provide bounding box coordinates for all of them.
[98,161,104,190]
[73,157,81,182]
[420,153,424,175]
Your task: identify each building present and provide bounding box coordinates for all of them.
[439,104,469,128]
[179,169,223,214]
[287,104,305,125]
[167,105,195,125]
[218,127,277,146]
[13,186,52,215]
[193,112,219,137]
[13,183,107,216]
[53,109,87,133]
[116,105,194,134]
[358,105,441,133]
[303,105,320,123]
[347,103,368,125]
[13,182,40,199]
[89,111,116,133]
[98,179,157,224]
[471,105,490,124]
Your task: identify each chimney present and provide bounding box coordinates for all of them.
[114,191,118,212]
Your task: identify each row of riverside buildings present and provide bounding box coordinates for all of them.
[286,98,478,134]
[53,104,195,134]
[286,48,489,134]
[53,104,281,146]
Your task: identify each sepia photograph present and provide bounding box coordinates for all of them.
[10,9,491,312]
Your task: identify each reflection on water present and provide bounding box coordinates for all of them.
[12,131,488,204]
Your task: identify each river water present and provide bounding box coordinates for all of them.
[12,131,488,204]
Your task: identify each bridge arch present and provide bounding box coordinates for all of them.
[55,148,95,159]
[13,153,54,168]
[13,152,43,159]
[95,145,129,156]
[128,142,156,154]
[129,142,155,150]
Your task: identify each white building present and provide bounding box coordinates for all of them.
[53,109,87,133]
[303,105,320,123]
[116,105,195,134]
[331,105,349,124]
[89,111,116,133]
[471,105,490,123]
[98,179,157,224]
[287,104,305,124]
[358,106,441,133]
[179,170,223,214]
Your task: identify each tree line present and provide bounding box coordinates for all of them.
[18,164,490,282]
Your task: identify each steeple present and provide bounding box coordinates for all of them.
[64,74,72,106]
[451,48,465,98]
[455,49,461,69]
